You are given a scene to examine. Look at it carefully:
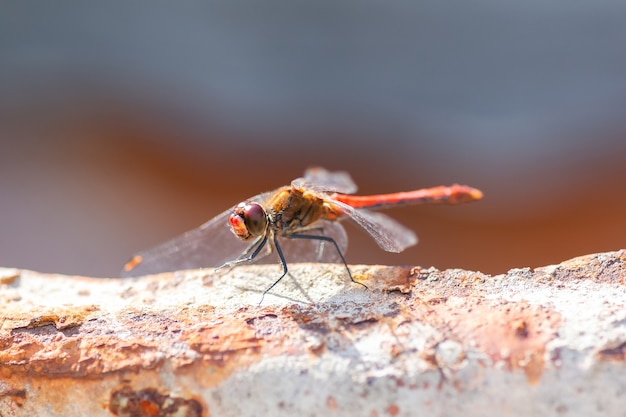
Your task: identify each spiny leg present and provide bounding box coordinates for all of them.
[291,226,326,261]
[309,227,329,262]
[287,233,368,289]
[216,235,269,271]
[259,235,289,305]
[259,233,368,305]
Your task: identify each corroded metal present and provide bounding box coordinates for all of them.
[1,250,625,416]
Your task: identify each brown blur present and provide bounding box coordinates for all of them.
[1,3,625,277]
[2,102,624,277]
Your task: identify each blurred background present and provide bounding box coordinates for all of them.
[1,1,625,278]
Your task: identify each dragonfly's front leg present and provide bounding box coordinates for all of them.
[215,235,271,270]
[259,234,289,305]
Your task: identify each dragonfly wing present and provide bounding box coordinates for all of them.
[291,167,358,194]
[121,192,275,277]
[331,200,418,253]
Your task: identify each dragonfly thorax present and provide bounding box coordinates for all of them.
[228,202,268,240]
[265,187,331,234]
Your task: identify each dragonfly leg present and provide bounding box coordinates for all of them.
[259,235,289,305]
[293,226,327,261]
[216,235,269,270]
[259,232,367,305]
[286,233,368,290]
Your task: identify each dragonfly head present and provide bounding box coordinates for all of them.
[229,202,268,240]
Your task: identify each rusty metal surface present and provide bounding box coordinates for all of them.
[0,250,625,416]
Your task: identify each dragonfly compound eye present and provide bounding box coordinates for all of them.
[228,202,267,240]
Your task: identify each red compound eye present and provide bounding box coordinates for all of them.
[228,202,267,240]
[241,203,267,236]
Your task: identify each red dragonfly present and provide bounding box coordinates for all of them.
[123,167,482,298]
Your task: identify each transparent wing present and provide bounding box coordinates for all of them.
[121,191,271,277]
[328,199,418,253]
[291,167,358,194]
[276,220,349,264]
[121,193,350,277]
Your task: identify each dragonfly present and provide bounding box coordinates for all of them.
[122,167,483,300]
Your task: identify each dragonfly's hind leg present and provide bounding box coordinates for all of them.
[259,232,367,305]
[295,227,328,262]
[286,233,368,290]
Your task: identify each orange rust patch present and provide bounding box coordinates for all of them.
[3,305,98,332]
[0,307,295,384]
[326,395,337,410]
[181,311,292,386]
[26,315,63,329]
[535,250,626,284]
[354,266,415,293]
[0,384,26,407]
[386,404,400,416]
[0,310,182,378]
[0,269,20,284]
[512,319,529,338]
[441,299,561,385]
[109,386,204,417]
[597,341,626,362]
[409,265,448,280]
[0,328,165,377]
[185,316,264,364]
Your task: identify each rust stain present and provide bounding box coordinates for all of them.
[353,266,415,293]
[597,341,626,361]
[185,316,264,364]
[109,385,205,417]
[180,310,302,386]
[512,319,529,338]
[287,307,332,335]
[326,395,337,410]
[536,250,626,284]
[1,311,172,378]
[0,269,20,285]
[0,383,26,407]
[3,305,98,332]
[385,404,400,416]
[2,252,621,403]
[442,299,561,385]
[0,306,296,385]
[25,315,62,329]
